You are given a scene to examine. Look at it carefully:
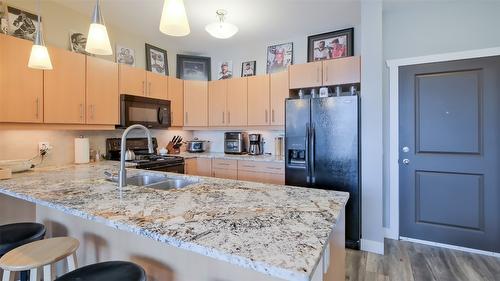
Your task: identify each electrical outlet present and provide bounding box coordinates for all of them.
[38,142,51,156]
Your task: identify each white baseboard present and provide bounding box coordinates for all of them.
[360,239,384,255]
[384,227,398,240]
[400,237,500,258]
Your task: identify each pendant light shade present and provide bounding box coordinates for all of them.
[85,0,112,55]
[159,0,190,37]
[205,10,238,39]
[28,0,52,70]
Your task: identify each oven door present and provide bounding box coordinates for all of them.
[137,163,185,174]
[120,94,171,129]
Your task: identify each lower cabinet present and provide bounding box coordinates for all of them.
[212,159,238,180]
[185,157,284,185]
[185,158,212,177]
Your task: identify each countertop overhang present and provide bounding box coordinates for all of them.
[0,162,348,281]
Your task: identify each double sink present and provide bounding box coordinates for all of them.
[106,172,199,191]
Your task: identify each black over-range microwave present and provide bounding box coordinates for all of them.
[119,94,171,129]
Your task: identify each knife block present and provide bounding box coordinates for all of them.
[166,142,180,154]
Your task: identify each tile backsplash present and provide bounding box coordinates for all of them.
[192,130,285,154]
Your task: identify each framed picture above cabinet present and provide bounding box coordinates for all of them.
[307,27,354,62]
[145,43,168,75]
[177,54,211,81]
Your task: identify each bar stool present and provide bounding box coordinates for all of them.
[55,261,146,281]
[0,237,79,281]
[0,222,46,281]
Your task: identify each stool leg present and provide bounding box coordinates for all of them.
[29,268,37,281]
[66,253,77,272]
[2,270,14,281]
[43,265,51,281]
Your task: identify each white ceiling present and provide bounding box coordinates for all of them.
[51,0,361,51]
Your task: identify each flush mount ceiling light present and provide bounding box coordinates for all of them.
[205,9,238,39]
[28,0,52,70]
[85,0,112,55]
[159,0,190,37]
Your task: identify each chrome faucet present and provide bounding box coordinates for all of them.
[119,124,154,196]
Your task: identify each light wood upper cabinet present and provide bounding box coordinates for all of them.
[119,64,146,96]
[289,62,322,89]
[167,77,184,127]
[0,34,43,123]
[86,56,119,125]
[226,77,248,126]
[44,47,86,124]
[184,80,208,127]
[323,56,361,85]
[270,71,289,126]
[247,75,270,126]
[208,80,227,126]
[146,71,167,99]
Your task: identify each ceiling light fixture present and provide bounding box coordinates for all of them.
[28,0,52,70]
[159,0,190,37]
[205,9,238,39]
[85,0,112,55]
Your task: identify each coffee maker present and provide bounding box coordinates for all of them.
[248,134,263,155]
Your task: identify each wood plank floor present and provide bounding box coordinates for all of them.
[345,239,500,281]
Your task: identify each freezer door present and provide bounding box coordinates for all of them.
[311,96,360,248]
[285,98,311,187]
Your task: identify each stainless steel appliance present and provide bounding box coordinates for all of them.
[285,96,360,249]
[119,94,171,129]
[248,134,263,155]
[224,132,247,154]
[106,137,184,174]
[185,138,209,153]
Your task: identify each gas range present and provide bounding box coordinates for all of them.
[106,138,185,174]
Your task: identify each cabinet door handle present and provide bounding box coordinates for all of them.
[325,66,329,82]
[272,109,275,123]
[148,82,152,96]
[265,109,268,123]
[89,105,94,120]
[35,98,39,119]
[142,81,146,95]
[171,111,173,124]
[222,111,225,124]
[79,104,84,121]
[228,111,230,124]
[185,112,188,125]
[316,67,320,83]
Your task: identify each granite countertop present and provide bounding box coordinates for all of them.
[0,161,348,281]
[170,152,285,163]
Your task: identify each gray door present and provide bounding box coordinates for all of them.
[399,57,500,252]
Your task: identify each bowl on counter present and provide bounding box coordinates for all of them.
[185,138,210,153]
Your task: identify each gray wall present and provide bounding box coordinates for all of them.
[382,0,500,227]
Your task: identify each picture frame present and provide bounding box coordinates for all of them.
[267,42,293,74]
[217,61,233,80]
[241,60,256,77]
[177,54,211,81]
[69,31,91,56]
[145,43,168,76]
[116,44,136,66]
[6,6,40,41]
[307,28,354,62]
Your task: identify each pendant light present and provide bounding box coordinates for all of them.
[205,10,238,39]
[28,0,52,70]
[159,0,190,37]
[85,0,112,55]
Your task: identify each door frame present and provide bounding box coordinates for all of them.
[385,47,500,240]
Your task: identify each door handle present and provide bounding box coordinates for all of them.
[222,111,225,124]
[227,111,230,124]
[310,123,316,184]
[35,98,39,119]
[148,82,152,96]
[316,67,320,83]
[402,159,410,165]
[402,146,410,153]
[325,66,328,82]
[265,109,268,124]
[185,112,188,125]
[142,81,146,95]
[79,104,84,121]
[305,123,310,183]
[272,109,275,123]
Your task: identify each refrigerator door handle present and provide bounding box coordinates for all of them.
[310,123,316,184]
[305,122,310,184]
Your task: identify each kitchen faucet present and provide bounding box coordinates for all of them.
[119,124,154,197]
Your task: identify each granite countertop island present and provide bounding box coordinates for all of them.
[0,161,348,281]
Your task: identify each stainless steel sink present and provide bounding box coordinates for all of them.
[105,172,198,190]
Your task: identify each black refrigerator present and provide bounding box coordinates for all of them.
[285,96,361,249]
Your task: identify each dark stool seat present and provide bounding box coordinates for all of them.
[55,261,146,281]
[0,222,46,257]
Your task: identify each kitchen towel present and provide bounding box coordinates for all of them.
[74,137,90,164]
